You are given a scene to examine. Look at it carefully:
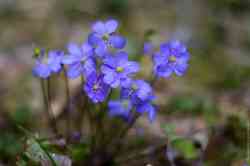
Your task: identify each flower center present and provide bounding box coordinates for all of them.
[132,83,138,90]
[102,34,109,41]
[168,55,176,63]
[92,84,99,91]
[116,66,124,73]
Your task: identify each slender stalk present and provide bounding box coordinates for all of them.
[78,75,86,133]
[40,79,58,136]
[96,89,112,150]
[79,75,95,152]
[63,67,71,141]
[47,78,59,136]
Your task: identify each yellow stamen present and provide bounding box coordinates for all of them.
[93,84,99,91]
[169,55,176,63]
[116,67,124,73]
[132,84,138,90]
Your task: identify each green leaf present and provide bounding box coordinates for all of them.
[18,126,58,166]
[172,138,198,159]
[69,143,89,162]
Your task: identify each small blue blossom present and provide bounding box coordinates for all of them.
[121,80,156,122]
[84,72,110,103]
[101,51,140,88]
[108,99,132,119]
[62,42,95,79]
[88,19,126,57]
[121,80,153,102]
[153,40,190,78]
[32,49,64,78]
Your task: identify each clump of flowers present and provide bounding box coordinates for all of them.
[31,19,190,165]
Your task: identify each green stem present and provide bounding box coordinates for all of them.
[40,79,58,135]
[63,67,71,140]
[47,78,59,136]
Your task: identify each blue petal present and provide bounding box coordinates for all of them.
[49,63,61,73]
[120,77,132,88]
[67,63,82,79]
[32,63,51,78]
[135,80,152,100]
[83,58,96,76]
[174,63,188,76]
[124,61,140,74]
[109,35,126,49]
[153,52,168,66]
[160,42,171,54]
[148,105,156,122]
[67,42,81,55]
[116,51,128,62]
[92,21,106,36]
[62,55,80,65]
[105,19,118,34]
[95,42,108,57]
[88,33,102,46]
[81,42,93,56]
[155,64,173,78]
[47,51,63,73]
[143,42,153,55]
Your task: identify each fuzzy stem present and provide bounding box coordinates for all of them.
[40,78,58,136]
[63,67,71,141]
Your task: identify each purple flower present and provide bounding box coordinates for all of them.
[32,49,64,78]
[88,19,126,57]
[84,72,110,103]
[101,51,140,88]
[153,40,190,78]
[121,80,153,102]
[62,42,95,79]
[108,99,132,119]
[121,80,156,122]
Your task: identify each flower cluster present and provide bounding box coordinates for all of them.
[32,19,190,123]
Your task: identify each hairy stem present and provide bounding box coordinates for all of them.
[63,67,71,141]
[40,78,58,136]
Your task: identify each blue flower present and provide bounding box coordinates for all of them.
[108,99,132,119]
[121,80,156,122]
[101,51,140,88]
[121,80,153,102]
[88,19,126,57]
[32,49,64,78]
[62,42,95,79]
[84,72,110,103]
[153,40,190,78]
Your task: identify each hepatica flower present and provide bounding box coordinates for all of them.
[84,72,110,103]
[88,19,126,57]
[62,42,95,79]
[32,49,64,78]
[101,51,140,88]
[153,40,190,78]
[108,99,132,119]
[121,80,153,101]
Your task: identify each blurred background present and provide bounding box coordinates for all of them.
[0,0,250,165]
